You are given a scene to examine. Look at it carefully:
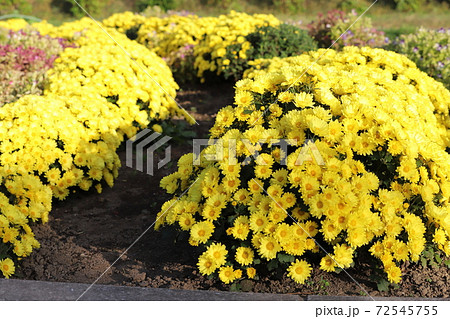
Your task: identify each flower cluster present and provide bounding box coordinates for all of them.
[193,11,280,81]
[308,9,386,49]
[102,11,147,34]
[136,13,218,59]
[0,27,72,106]
[0,18,28,31]
[0,17,187,278]
[389,27,450,89]
[158,47,450,285]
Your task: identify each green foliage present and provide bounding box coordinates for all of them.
[222,23,317,80]
[383,26,415,41]
[58,0,105,18]
[199,0,234,9]
[386,0,425,11]
[137,0,177,11]
[0,0,31,15]
[420,245,447,268]
[388,27,450,89]
[337,0,368,13]
[271,0,305,13]
[160,120,196,144]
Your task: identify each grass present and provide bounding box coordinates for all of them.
[4,0,450,30]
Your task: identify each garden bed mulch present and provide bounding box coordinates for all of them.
[16,80,450,299]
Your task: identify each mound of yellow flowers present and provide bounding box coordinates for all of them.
[103,11,280,82]
[0,17,187,278]
[158,47,450,285]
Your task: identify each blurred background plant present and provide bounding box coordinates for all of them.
[0,26,73,106]
[137,0,177,12]
[388,27,450,89]
[307,9,386,49]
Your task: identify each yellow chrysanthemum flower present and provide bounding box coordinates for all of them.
[287,259,312,284]
[258,236,281,260]
[235,246,254,266]
[218,266,237,284]
[190,221,215,244]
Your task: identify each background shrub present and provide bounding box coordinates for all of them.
[0,0,31,15]
[386,0,425,11]
[308,9,386,49]
[136,0,176,12]
[388,27,450,89]
[271,0,305,13]
[57,0,105,18]
[0,27,72,106]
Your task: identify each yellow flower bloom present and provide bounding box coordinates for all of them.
[218,266,237,284]
[258,236,280,260]
[190,221,215,244]
[0,258,15,278]
[235,246,254,265]
[287,259,312,284]
[246,267,257,279]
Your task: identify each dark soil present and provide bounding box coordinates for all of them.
[16,80,450,299]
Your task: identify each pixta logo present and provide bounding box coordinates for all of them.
[126,129,172,176]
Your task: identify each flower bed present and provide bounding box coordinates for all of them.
[0,17,187,278]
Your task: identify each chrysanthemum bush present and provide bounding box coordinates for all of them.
[0,17,188,278]
[157,46,450,285]
[135,13,218,81]
[389,27,450,89]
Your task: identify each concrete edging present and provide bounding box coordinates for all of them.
[0,279,302,301]
[1,279,449,301]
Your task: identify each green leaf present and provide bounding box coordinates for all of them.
[435,254,442,264]
[253,258,261,265]
[377,278,390,292]
[267,259,279,271]
[420,256,428,267]
[229,282,241,292]
[277,253,295,263]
